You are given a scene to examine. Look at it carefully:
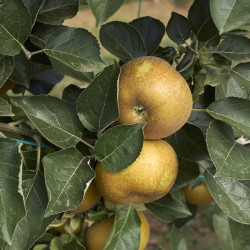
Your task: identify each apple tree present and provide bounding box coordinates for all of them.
[0,0,250,249]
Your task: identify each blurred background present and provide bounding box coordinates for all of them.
[58,1,220,249]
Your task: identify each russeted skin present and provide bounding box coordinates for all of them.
[182,183,213,205]
[95,140,178,204]
[117,56,193,139]
[70,180,101,213]
[86,211,150,250]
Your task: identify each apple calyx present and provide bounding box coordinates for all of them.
[133,104,148,118]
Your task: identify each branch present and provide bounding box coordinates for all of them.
[0,122,40,137]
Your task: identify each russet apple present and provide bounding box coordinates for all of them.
[95,140,178,204]
[117,56,193,139]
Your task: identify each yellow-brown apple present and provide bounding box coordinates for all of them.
[70,180,101,213]
[86,211,150,250]
[117,56,193,139]
[95,140,178,204]
[182,183,213,205]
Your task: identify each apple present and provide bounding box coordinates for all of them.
[95,139,178,204]
[117,56,193,139]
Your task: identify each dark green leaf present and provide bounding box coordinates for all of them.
[0,97,14,116]
[7,171,56,250]
[231,63,250,90]
[30,24,62,49]
[0,56,14,88]
[188,0,218,42]
[43,148,95,217]
[9,51,32,88]
[173,159,200,190]
[100,21,147,63]
[169,225,188,250]
[178,55,195,80]
[23,0,45,24]
[188,87,214,133]
[218,36,250,62]
[0,0,32,56]
[37,0,79,25]
[165,123,209,161]
[62,84,83,108]
[207,97,250,136]
[166,12,191,44]
[77,63,120,132]
[130,16,165,54]
[215,77,250,100]
[0,139,25,245]
[152,46,176,65]
[210,0,250,34]
[145,190,191,223]
[94,123,145,173]
[213,212,250,250]
[28,62,64,95]
[45,27,104,77]
[88,0,125,27]
[206,120,250,180]
[104,206,141,250]
[205,168,250,224]
[11,96,83,148]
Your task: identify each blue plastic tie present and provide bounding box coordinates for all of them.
[198,175,205,179]
[0,136,49,148]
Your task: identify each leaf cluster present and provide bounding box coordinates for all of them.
[0,0,250,249]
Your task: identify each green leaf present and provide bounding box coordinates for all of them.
[166,12,191,45]
[44,27,104,77]
[100,21,147,63]
[130,16,165,54]
[207,97,250,136]
[218,36,250,63]
[88,0,125,27]
[165,123,209,161]
[11,96,83,148]
[104,206,141,250]
[188,0,218,42]
[9,51,32,88]
[0,56,14,88]
[213,211,250,250]
[0,97,14,116]
[30,24,62,49]
[28,62,64,95]
[62,235,85,250]
[23,0,45,24]
[188,88,214,132]
[178,55,195,80]
[0,139,25,245]
[205,168,250,224]
[173,159,200,190]
[204,69,230,87]
[43,148,95,217]
[169,225,188,250]
[62,84,83,108]
[7,171,56,250]
[231,63,250,90]
[210,0,250,34]
[94,123,145,173]
[37,0,79,25]
[207,120,250,180]
[215,76,250,100]
[77,63,120,132]
[145,190,191,223]
[0,0,32,56]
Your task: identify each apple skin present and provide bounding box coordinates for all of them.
[182,183,213,206]
[117,56,193,139]
[86,211,150,250]
[95,140,178,205]
[70,180,101,213]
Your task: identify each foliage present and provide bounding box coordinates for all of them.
[0,0,250,249]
